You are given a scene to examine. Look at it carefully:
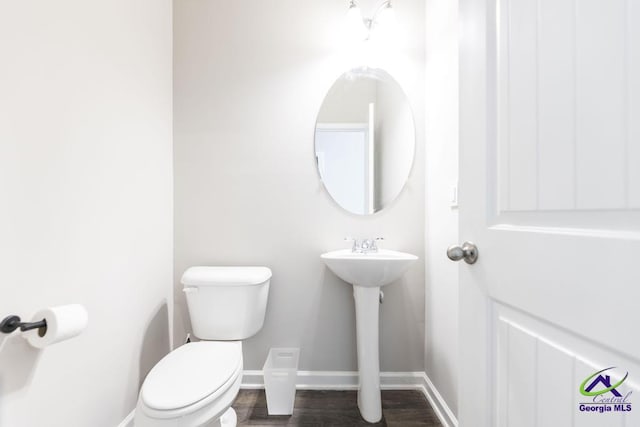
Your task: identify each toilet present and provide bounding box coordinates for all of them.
[134,266,272,427]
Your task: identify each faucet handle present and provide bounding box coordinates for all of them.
[366,237,383,252]
[344,236,358,252]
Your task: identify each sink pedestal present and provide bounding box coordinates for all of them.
[320,248,418,424]
[353,285,382,423]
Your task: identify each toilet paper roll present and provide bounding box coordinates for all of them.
[25,304,88,349]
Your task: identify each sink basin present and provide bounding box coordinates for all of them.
[320,248,417,423]
[321,249,418,288]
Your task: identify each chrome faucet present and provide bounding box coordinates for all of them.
[345,237,384,254]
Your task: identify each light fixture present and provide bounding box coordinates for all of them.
[344,0,397,42]
[373,1,396,31]
[345,0,368,41]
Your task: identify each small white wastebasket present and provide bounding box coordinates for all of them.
[263,347,300,415]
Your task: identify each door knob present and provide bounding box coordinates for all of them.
[447,241,479,264]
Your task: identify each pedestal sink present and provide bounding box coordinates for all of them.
[320,248,418,423]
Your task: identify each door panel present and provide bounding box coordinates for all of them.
[459,0,640,425]
[495,305,640,427]
[537,0,575,210]
[498,0,634,212]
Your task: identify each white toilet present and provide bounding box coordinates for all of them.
[134,266,272,427]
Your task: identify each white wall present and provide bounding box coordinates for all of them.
[317,77,376,123]
[0,1,173,425]
[377,79,415,207]
[174,0,426,372]
[424,0,460,416]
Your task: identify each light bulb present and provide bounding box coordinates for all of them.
[375,3,396,30]
[369,2,397,43]
[344,1,368,41]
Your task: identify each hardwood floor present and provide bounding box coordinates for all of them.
[232,389,443,426]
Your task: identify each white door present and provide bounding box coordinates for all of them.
[315,125,371,214]
[458,0,640,426]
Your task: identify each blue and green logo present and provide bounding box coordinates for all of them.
[580,367,628,397]
[578,367,632,414]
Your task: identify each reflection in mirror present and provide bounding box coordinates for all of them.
[314,67,415,215]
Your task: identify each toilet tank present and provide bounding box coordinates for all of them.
[182,266,271,340]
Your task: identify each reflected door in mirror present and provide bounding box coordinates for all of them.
[316,124,373,215]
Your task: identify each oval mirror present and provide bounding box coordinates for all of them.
[314,67,415,215]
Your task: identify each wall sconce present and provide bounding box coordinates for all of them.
[345,0,397,42]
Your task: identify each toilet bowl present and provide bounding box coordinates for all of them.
[135,342,242,427]
[134,266,271,427]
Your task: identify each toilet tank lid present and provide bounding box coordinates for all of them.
[181,266,272,287]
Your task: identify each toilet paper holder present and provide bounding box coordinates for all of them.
[0,315,47,335]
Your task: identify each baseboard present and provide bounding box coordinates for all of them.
[242,370,458,427]
[116,409,135,427]
[241,370,427,390]
[418,372,458,427]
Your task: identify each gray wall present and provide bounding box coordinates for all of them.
[0,0,173,425]
[377,79,415,207]
[174,0,426,371]
[424,0,460,415]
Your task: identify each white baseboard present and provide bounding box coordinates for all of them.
[419,372,458,427]
[116,409,135,427]
[242,370,428,390]
[242,370,458,427]
[117,371,458,427]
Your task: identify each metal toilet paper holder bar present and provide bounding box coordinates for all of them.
[0,315,47,335]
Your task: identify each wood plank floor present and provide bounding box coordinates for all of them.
[232,389,443,426]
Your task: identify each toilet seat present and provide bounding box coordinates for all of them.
[138,341,242,420]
